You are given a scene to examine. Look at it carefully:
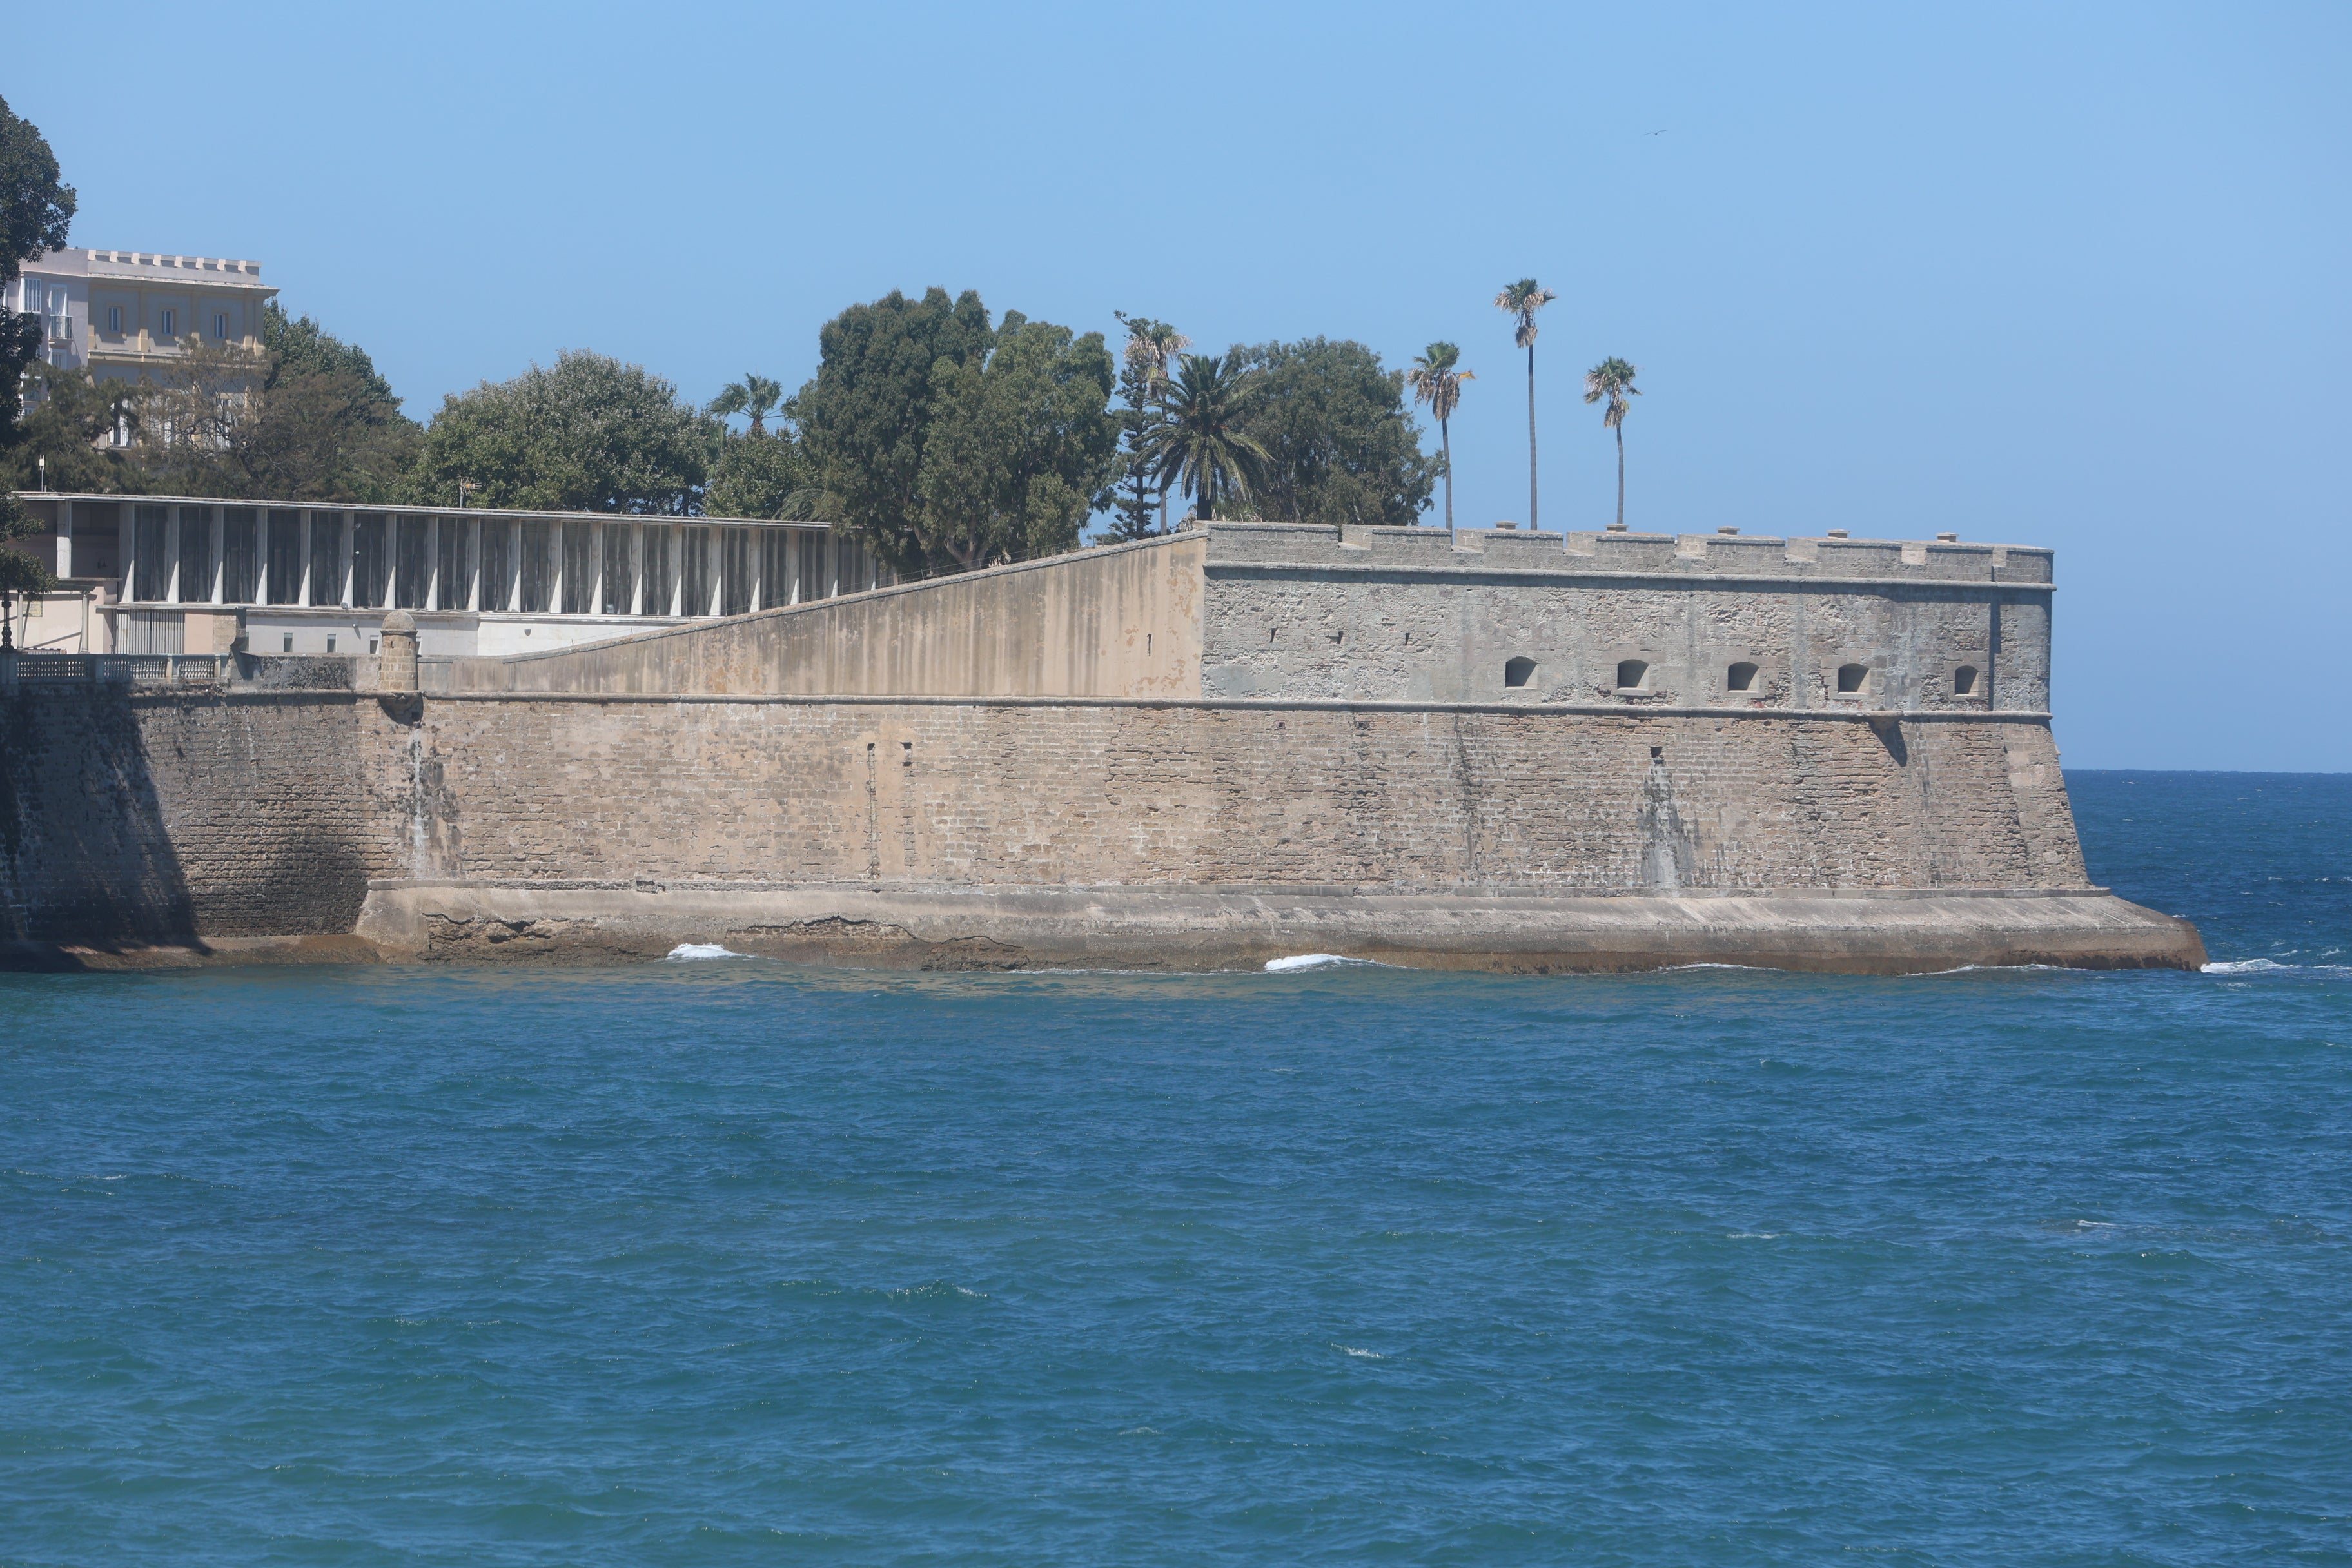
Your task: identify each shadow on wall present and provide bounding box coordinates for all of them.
[0,691,198,943]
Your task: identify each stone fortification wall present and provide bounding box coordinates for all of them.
[0,689,380,941]
[0,522,2196,973]
[373,696,2086,895]
[442,533,1204,698]
[421,522,2052,715]
[1199,525,2053,710]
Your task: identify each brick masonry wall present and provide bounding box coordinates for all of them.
[0,690,2091,944]
[0,690,382,940]
[369,698,2090,895]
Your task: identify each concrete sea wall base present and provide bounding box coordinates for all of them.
[353,881,2204,975]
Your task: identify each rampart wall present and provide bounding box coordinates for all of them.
[431,524,2055,714]
[378,697,2085,892]
[442,533,1204,698]
[0,525,2203,974]
[1202,527,2052,710]
[0,689,378,942]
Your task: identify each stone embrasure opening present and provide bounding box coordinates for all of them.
[1953,665,1979,696]
[1504,657,1536,689]
[1727,661,1758,692]
[1837,663,1868,694]
[1616,659,1649,691]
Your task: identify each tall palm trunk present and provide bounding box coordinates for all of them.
[1614,422,1625,529]
[1441,416,1454,532]
[1525,342,1538,531]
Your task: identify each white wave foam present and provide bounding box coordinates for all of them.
[665,943,749,961]
[1727,1231,1783,1240]
[2202,958,2295,974]
[1333,1344,1386,1358]
[1266,953,1387,972]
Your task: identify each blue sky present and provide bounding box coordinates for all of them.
[14,1,2346,769]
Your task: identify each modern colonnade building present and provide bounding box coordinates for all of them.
[7,494,892,656]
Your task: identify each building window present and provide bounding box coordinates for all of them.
[1727,661,1758,692]
[1953,665,1979,696]
[1616,659,1649,691]
[213,312,228,341]
[1837,663,1869,693]
[1504,656,1536,689]
[160,308,176,338]
[107,305,122,335]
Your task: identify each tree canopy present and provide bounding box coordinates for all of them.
[705,423,816,520]
[405,351,714,513]
[796,289,1114,575]
[1226,337,1436,527]
[0,93,75,593]
[914,311,1118,570]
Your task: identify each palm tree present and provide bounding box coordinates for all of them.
[1407,342,1475,532]
[1142,353,1270,524]
[1493,279,1557,529]
[708,373,783,435]
[1119,316,1190,532]
[1582,357,1641,529]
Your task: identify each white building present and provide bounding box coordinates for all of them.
[14,248,275,384]
[5,494,892,656]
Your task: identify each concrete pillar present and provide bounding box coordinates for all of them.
[379,608,417,692]
[338,513,354,608]
[57,498,72,580]
[116,505,133,601]
[208,507,224,603]
[424,515,439,611]
[297,509,313,606]
[629,523,643,616]
[466,518,480,611]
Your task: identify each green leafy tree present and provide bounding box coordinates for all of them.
[405,350,715,513]
[1407,342,1474,531]
[915,313,1119,570]
[125,313,418,502]
[1493,277,1556,529]
[1104,349,1161,543]
[1103,313,1186,542]
[794,288,995,575]
[796,288,1113,575]
[1228,337,1436,527]
[1142,353,1271,524]
[1583,357,1641,528]
[264,302,398,407]
[1,367,142,496]
[0,93,76,596]
[706,423,817,519]
[707,373,784,435]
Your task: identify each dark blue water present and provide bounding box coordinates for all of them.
[4,772,2347,1567]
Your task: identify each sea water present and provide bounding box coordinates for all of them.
[3,772,2346,1566]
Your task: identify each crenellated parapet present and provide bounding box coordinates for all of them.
[1202,522,2053,586]
[1197,522,2052,712]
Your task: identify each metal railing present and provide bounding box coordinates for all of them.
[0,652,243,690]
